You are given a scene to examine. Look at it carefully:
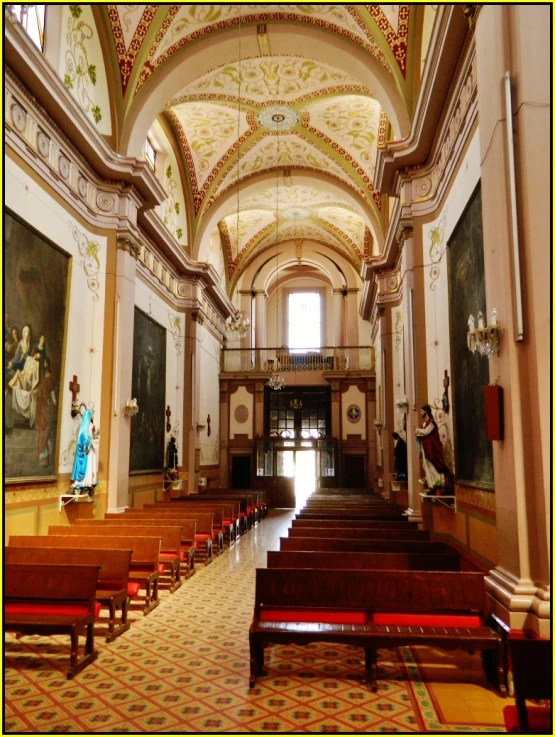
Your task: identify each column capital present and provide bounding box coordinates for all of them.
[395,226,413,248]
[117,235,141,260]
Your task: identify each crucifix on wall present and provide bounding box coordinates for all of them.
[166,405,172,433]
[69,375,80,417]
[442,370,450,413]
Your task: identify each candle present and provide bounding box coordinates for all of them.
[477,311,485,329]
[491,308,498,326]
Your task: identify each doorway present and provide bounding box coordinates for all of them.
[343,454,366,488]
[273,448,316,508]
[295,450,316,509]
[231,455,251,489]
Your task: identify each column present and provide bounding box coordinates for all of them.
[398,227,423,524]
[107,236,138,512]
[476,5,550,634]
[332,289,344,348]
[218,379,229,487]
[253,290,267,371]
[343,288,359,347]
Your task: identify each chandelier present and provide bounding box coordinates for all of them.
[225,311,250,338]
[268,373,285,390]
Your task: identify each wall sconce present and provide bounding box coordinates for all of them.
[123,398,139,417]
[395,394,409,412]
[196,423,206,432]
[290,398,303,410]
[467,309,501,358]
[373,418,383,431]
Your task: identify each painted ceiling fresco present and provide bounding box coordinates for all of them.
[101,5,415,283]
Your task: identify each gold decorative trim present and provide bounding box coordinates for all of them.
[456,485,496,512]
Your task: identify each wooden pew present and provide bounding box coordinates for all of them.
[267,550,461,571]
[108,511,213,563]
[287,527,430,541]
[103,515,196,577]
[291,518,419,530]
[248,568,504,693]
[147,501,237,546]
[296,510,405,520]
[73,521,183,590]
[4,563,100,679]
[280,537,454,554]
[196,492,257,531]
[6,544,132,642]
[47,529,161,614]
[143,503,229,551]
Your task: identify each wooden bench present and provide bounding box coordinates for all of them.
[47,528,161,614]
[287,527,430,541]
[196,492,256,532]
[291,518,419,530]
[74,522,183,591]
[103,515,196,577]
[249,568,504,693]
[144,503,229,552]
[280,536,452,554]
[110,511,214,563]
[4,563,100,679]
[6,544,132,642]
[149,501,238,546]
[267,550,461,571]
[296,510,405,520]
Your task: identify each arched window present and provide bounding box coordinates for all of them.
[9,5,45,50]
[288,292,321,352]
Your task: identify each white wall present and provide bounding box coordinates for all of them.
[197,324,221,466]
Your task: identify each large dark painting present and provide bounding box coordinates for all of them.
[129,308,166,473]
[447,185,494,488]
[4,211,69,481]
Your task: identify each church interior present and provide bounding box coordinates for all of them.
[4,4,551,733]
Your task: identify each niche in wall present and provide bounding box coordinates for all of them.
[447,184,494,488]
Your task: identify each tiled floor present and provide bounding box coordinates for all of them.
[4,509,510,732]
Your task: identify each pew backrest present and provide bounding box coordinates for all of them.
[266,550,461,571]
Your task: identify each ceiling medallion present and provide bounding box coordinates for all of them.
[283,207,310,221]
[258,105,299,131]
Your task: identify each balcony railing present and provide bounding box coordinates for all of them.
[221,346,375,373]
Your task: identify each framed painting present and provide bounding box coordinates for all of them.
[129,307,166,474]
[4,210,70,482]
[447,185,494,488]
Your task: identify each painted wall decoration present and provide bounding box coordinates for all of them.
[4,211,69,481]
[346,404,361,423]
[447,185,494,488]
[234,404,249,424]
[129,308,166,473]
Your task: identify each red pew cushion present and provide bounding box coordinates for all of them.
[260,608,368,624]
[503,705,551,733]
[157,564,166,575]
[372,613,483,627]
[195,534,211,540]
[127,582,140,597]
[6,602,101,618]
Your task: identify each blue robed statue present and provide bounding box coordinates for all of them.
[71,408,99,492]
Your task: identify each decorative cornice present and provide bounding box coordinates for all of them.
[374,5,469,194]
[191,310,205,325]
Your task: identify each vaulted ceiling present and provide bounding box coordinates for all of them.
[96,4,427,293]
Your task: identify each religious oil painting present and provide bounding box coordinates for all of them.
[129,308,166,473]
[4,210,70,482]
[447,185,494,488]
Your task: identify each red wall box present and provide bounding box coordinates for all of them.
[484,384,504,441]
